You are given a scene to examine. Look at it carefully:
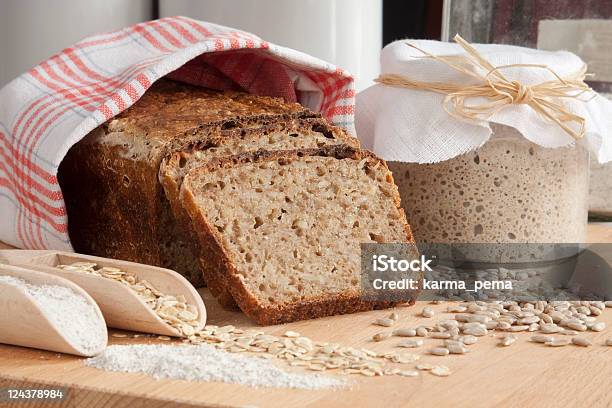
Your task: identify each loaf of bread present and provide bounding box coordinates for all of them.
[180,147,415,324]
[59,80,354,287]
[59,79,417,323]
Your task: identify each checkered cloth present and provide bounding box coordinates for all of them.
[0,17,355,250]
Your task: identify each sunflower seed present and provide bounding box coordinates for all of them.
[397,370,419,377]
[416,327,429,337]
[462,326,487,336]
[531,335,554,343]
[497,321,512,330]
[431,365,452,377]
[373,332,391,342]
[430,347,450,356]
[446,343,468,354]
[500,335,517,347]
[508,325,530,332]
[430,332,452,339]
[571,337,592,347]
[416,364,434,371]
[546,338,571,347]
[374,318,395,327]
[458,335,478,345]
[422,307,435,318]
[540,324,561,334]
[565,321,587,332]
[393,328,417,337]
[519,316,540,325]
[398,339,423,348]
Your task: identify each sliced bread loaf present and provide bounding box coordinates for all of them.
[159,118,358,305]
[180,147,415,324]
[58,79,318,286]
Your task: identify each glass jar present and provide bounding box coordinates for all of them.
[444,0,612,219]
[388,124,589,261]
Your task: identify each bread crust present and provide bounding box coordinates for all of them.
[180,147,419,324]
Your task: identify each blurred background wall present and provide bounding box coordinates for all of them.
[0,0,442,90]
[0,0,154,88]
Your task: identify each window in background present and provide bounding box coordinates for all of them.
[383,0,443,45]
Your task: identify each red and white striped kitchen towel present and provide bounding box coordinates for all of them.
[0,16,355,251]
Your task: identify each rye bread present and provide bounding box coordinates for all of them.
[58,79,319,286]
[180,147,417,324]
[159,118,358,306]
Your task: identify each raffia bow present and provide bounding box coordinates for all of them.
[375,35,593,140]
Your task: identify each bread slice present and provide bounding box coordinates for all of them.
[159,118,358,306]
[180,147,416,324]
[58,79,317,286]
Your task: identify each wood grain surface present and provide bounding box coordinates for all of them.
[0,225,611,408]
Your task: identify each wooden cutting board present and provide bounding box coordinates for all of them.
[1,225,611,408]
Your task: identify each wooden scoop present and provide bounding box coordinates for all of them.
[0,264,107,357]
[0,250,207,337]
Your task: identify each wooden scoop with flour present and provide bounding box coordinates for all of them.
[0,263,107,357]
[0,250,207,337]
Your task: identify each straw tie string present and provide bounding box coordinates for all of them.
[375,35,593,140]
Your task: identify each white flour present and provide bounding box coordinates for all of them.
[0,275,106,354]
[85,344,347,389]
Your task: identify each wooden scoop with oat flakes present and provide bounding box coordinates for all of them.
[0,250,207,337]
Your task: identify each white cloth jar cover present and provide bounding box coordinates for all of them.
[356,39,612,164]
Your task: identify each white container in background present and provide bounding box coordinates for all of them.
[160,0,382,92]
[538,19,612,218]
[0,0,152,88]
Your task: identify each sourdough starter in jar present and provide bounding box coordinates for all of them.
[389,125,589,250]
